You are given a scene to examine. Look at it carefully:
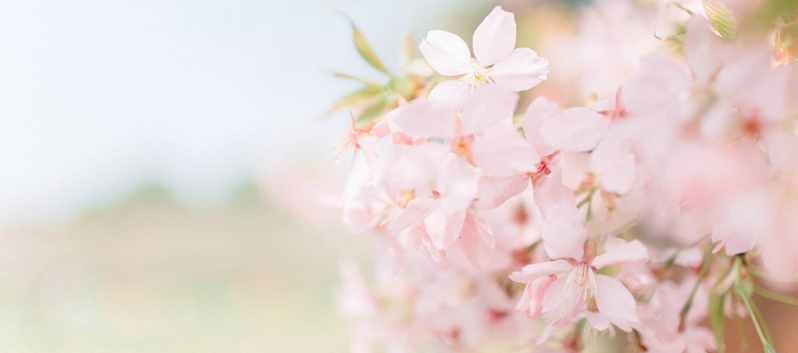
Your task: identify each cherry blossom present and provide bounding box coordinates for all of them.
[332,2,798,352]
[419,6,549,93]
[510,239,648,332]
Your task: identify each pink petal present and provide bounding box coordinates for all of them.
[540,107,609,152]
[387,99,455,138]
[488,48,550,92]
[585,311,611,331]
[471,121,539,177]
[437,155,478,212]
[357,136,382,185]
[475,174,529,210]
[428,79,470,105]
[591,239,648,270]
[424,207,465,251]
[540,219,587,262]
[594,274,639,332]
[460,210,496,268]
[460,85,518,135]
[509,259,572,283]
[515,275,555,318]
[683,17,727,82]
[591,133,636,194]
[624,55,689,114]
[387,199,432,234]
[521,96,559,156]
[388,143,447,191]
[419,30,472,76]
[711,190,773,255]
[541,277,583,327]
[533,171,586,261]
[472,6,515,67]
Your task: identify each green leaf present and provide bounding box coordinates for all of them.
[329,86,383,114]
[349,21,390,75]
[332,72,382,88]
[357,98,388,124]
[704,0,738,41]
[709,292,726,353]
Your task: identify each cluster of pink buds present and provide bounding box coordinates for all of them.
[334,2,798,352]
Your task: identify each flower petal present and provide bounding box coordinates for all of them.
[428,79,470,105]
[509,259,572,283]
[585,311,611,331]
[488,48,550,92]
[521,96,559,156]
[515,275,555,318]
[424,207,465,251]
[387,99,456,138]
[419,30,472,76]
[541,277,583,327]
[540,107,609,152]
[387,199,432,234]
[473,6,516,67]
[460,85,519,135]
[591,239,648,270]
[475,174,529,210]
[471,121,539,177]
[591,133,637,194]
[533,171,586,261]
[437,155,478,213]
[594,274,639,332]
[460,210,496,268]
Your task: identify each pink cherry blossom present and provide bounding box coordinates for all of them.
[510,239,648,332]
[419,6,549,93]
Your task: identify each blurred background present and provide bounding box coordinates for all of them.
[1,0,796,352]
[0,0,488,351]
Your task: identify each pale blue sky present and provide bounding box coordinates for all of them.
[0,0,492,226]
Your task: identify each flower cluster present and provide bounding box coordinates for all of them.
[335,1,798,352]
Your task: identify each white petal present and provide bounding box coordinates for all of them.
[488,48,549,92]
[419,30,472,76]
[472,6,516,67]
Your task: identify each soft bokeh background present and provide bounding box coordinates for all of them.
[0,0,478,351]
[2,0,796,352]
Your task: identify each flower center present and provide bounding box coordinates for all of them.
[564,262,597,303]
[464,61,493,89]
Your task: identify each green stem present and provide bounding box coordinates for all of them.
[735,282,776,353]
[680,243,713,327]
[576,188,596,208]
[754,286,798,306]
